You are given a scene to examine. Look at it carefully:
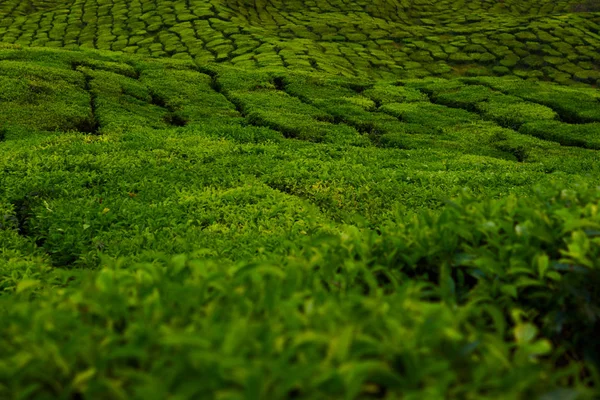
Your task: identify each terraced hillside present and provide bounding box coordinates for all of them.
[0,0,600,83]
[1,1,600,399]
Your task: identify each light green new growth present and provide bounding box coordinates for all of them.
[1,1,600,399]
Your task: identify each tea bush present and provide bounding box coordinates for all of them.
[1,182,600,399]
[1,0,600,397]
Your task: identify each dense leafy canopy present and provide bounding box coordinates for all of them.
[1,0,600,398]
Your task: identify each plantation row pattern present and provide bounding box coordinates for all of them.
[3,48,600,267]
[0,54,244,135]
[2,46,600,159]
[2,44,600,399]
[0,0,600,86]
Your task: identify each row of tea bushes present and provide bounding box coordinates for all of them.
[1,181,599,398]
[1,0,599,84]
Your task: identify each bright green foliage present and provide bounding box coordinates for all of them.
[380,102,481,130]
[83,67,171,133]
[216,70,369,145]
[1,1,600,398]
[0,60,90,134]
[520,121,600,149]
[1,181,600,399]
[281,75,410,136]
[458,76,600,122]
[404,78,563,130]
[137,62,241,124]
[476,96,558,130]
[362,84,430,105]
[1,0,599,85]
[432,85,500,111]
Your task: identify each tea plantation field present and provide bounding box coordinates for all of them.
[1,0,600,399]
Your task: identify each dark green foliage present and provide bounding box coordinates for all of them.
[2,180,600,399]
[0,61,91,133]
[216,71,369,145]
[380,102,481,130]
[3,0,597,85]
[362,84,430,105]
[458,76,600,124]
[360,183,600,373]
[280,75,408,136]
[404,77,564,131]
[137,63,241,124]
[476,96,558,130]
[519,121,600,149]
[569,0,600,12]
[1,2,600,398]
[81,67,170,133]
[433,85,497,111]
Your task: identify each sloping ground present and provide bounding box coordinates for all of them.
[0,46,600,398]
[1,1,600,398]
[0,0,600,84]
[2,45,600,151]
